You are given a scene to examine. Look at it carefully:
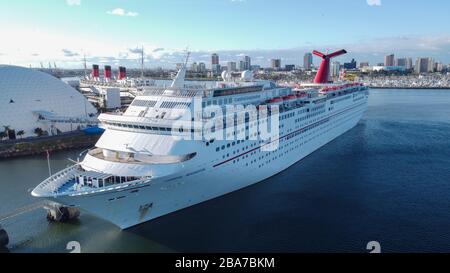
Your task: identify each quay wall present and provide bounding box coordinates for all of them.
[0,132,100,159]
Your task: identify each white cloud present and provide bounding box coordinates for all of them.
[107,8,139,17]
[62,49,79,57]
[66,0,81,6]
[367,0,381,6]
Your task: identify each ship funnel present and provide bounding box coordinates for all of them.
[313,49,347,84]
[118,66,127,80]
[104,65,112,79]
[92,64,100,79]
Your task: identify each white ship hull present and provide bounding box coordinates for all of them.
[48,96,368,229]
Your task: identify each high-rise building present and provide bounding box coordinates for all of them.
[212,64,221,76]
[227,61,237,72]
[191,62,198,72]
[331,62,341,77]
[396,58,407,67]
[385,54,395,66]
[436,62,445,72]
[239,61,246,71]
[198,62,206,73]
[244,56,251,70]
[303,53,313,70]
[343,59,357,70]
[415,57,432,74]
[428,58,435,72]
[271,59,281,70]
[406,58,413,70]
[211,53,219,66]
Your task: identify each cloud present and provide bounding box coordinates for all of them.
[107,8,139,17]
[367,0,381,6]
[153,48,165,53]
[62,49,79,57]
[128,47,143,54]
[66,0,81,6]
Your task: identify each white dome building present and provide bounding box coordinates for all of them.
[0,65,97,140]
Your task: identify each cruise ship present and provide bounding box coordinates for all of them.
[32,50,369,229]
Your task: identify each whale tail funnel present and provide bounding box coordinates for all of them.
[313,49,347,84]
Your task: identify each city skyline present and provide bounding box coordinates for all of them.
[1,0,450,68]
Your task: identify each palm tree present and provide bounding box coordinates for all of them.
[0,132,6,140]
[3,126,10,134]
[17,130,25,139]
[2,126,11,140]
[34,127,44,137]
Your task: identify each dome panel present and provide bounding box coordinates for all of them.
[0,65,97,139]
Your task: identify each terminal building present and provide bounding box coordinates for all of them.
[0,65,98,140]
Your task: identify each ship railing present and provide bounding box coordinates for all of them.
[36,164,80,194]
[88,148,197,165]
[142,86,214,98]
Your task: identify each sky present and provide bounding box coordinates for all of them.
[0,0,449,68]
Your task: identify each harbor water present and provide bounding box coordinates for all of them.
[1,89,450,253]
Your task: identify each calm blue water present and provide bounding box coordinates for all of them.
[1,89,450,253]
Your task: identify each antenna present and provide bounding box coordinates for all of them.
[170,49,190,89]
[83,54,87,79]
[141,45,145,80]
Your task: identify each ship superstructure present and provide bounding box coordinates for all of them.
[32,50,369,229]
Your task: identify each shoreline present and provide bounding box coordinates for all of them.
[0,132,100,160]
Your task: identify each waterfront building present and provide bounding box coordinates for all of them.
[285,64,296,71]
[396,58,407,67]
[0,65,97,140]
[211,53,219,66]
[415,57,432,74]
[385,54,395,66]
[360,62,369,69]
[191,62,198,72]
[227,61,237,72]
[239,61,246,71]
[303,53,313,70]
[406,58,413,70]
[198,62,206,73]
[344,59,357,69]
[212,64,221,75]
[243,56,251,71]
[271,59,281,70]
